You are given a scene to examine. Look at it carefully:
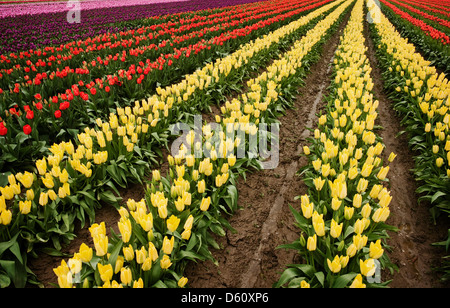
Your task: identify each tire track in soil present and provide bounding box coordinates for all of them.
[363,17,450,288]
[184,11,351,288]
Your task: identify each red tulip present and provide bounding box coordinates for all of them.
[60,101,70,110]
[26,110,34,120]
[90,88,97,96]
[23,124,32,135]
[34,93,42,101]
[0,122,7,136]
[55,110,62,118]
[36,102,43,110]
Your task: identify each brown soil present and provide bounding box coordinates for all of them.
[27,9,450,288]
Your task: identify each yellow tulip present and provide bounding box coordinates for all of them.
[388,152,397,162]
[148,242,159,262]
[97,263,113,282]
[376,166,389,180]
[0,186,14,200]
[369,239,384,259]
[327,255,342,273]
[0,196,5,211]
[361,203,372,219]
[160,254,172,270]
[184,215,194,230]
[200,196,211,212]
[167,215,181,233]
[19,200,32,215]
[356,178,368,193]
[312,212,325,237]
[307,234,317,251]
[360,259,376,277]
[354,219,365,235]
[141,257,153,271]
[120,267,132,286]
[301,200,314,219]
[300,280,310,288]
[344,206,354,220]
[39,192,49,206]
[135,246,147,264]
[330,219,343,238]
[346,243,357,258]
[18,171,34,188]
[0,209,12,225]
[181,229,191,240]
[177,276,189,288]
[118,217,132,243]
[353,193,362,208]
[123,244,135,262]
[313,177,325,191]
[372,207,390,223]
[162,236,174,255]
[79,243,93,263]
[350,274,366,288]
[133,278,144,288]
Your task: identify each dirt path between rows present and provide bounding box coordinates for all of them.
[363,16,450,288]
[184,9,351,288]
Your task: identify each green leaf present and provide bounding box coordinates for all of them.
[274,267,302,288]
[315,271,325,287]
[332,272,358,288]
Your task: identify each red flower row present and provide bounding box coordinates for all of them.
[381,0,450,45]
[387,0,450,28]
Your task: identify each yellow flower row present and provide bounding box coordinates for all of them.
[367,0,450,172]
[281,0,396,288]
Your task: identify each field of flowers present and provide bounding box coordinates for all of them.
[0,0,449,289]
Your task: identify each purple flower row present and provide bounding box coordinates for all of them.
[0,0,265,55]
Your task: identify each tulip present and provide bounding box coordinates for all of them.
[361,203,372,219]
[344,206,354,220]
[307,234,317,251]
[300,280,310,288]
[167,215,181,233]
[93,234,108,257]
[313,177,325,191]
[346,243,357,258]
[330,219,343,238]
[79,243,93,263]
[97,263,113,282]
[340,255,349,268]
[19,200,32,215]
[123,245,134,262]
[120,267,132,286]
[436,157,444,167]
[301,200,314,219]
[139,213,153,232]
[356,178,368,193]
[372,207,390,223]
[148,242,159,262]
[353,193,362,208]
[160,255,172,270]
[0,209,12,225]
[184,215,194,230]
[354,219,365,235]
[162,236,174,255]
[118,217,132,243]
[327,255,342,273]
[200,196,211,212]
[369,239,384,259]
[197,180,206,194]
[178,277,188,288]
[376,166,389,180]
[135,247,147,264]
[142,257,153,271]
[312,213,325,237]
[39,192,49,206]
[360,259,376,277]
[350,274,366,288]
[133,278,144,288]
